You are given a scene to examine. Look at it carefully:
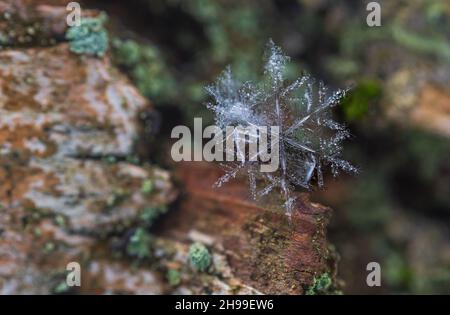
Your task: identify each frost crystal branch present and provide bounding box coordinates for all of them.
[206,40,357,217]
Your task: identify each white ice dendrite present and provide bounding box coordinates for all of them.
[206,40,358,217]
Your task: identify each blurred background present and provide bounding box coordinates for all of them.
[82,0,449,294]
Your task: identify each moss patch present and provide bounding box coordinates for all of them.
[66,14,109,57]
[188,242,212,272]
[126,227,153,259]
[166,269,181,286]
[306,273,341,295]
[341,79,381,121]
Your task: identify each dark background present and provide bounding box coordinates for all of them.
[84,0,450,294]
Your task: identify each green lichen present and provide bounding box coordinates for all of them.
[188,242,212,272]
[106,189,130,209]
[53,281,70,294]
[0,32,8,46]
[306,273,341,295]
[341,79,381,121]
[112,39,175,103]
[66,14,109,57]
[166,269,181,286]
[54,214,66,227]
[141,179,154,194]
[33,227,42,237]
[140,205,168,225]
[43,241,56,253]
[126,227,153,259]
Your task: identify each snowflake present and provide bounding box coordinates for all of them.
[206,40,357,217]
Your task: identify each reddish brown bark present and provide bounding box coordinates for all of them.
[156,162,339,294]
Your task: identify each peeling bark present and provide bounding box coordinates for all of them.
[154,162,339,295]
